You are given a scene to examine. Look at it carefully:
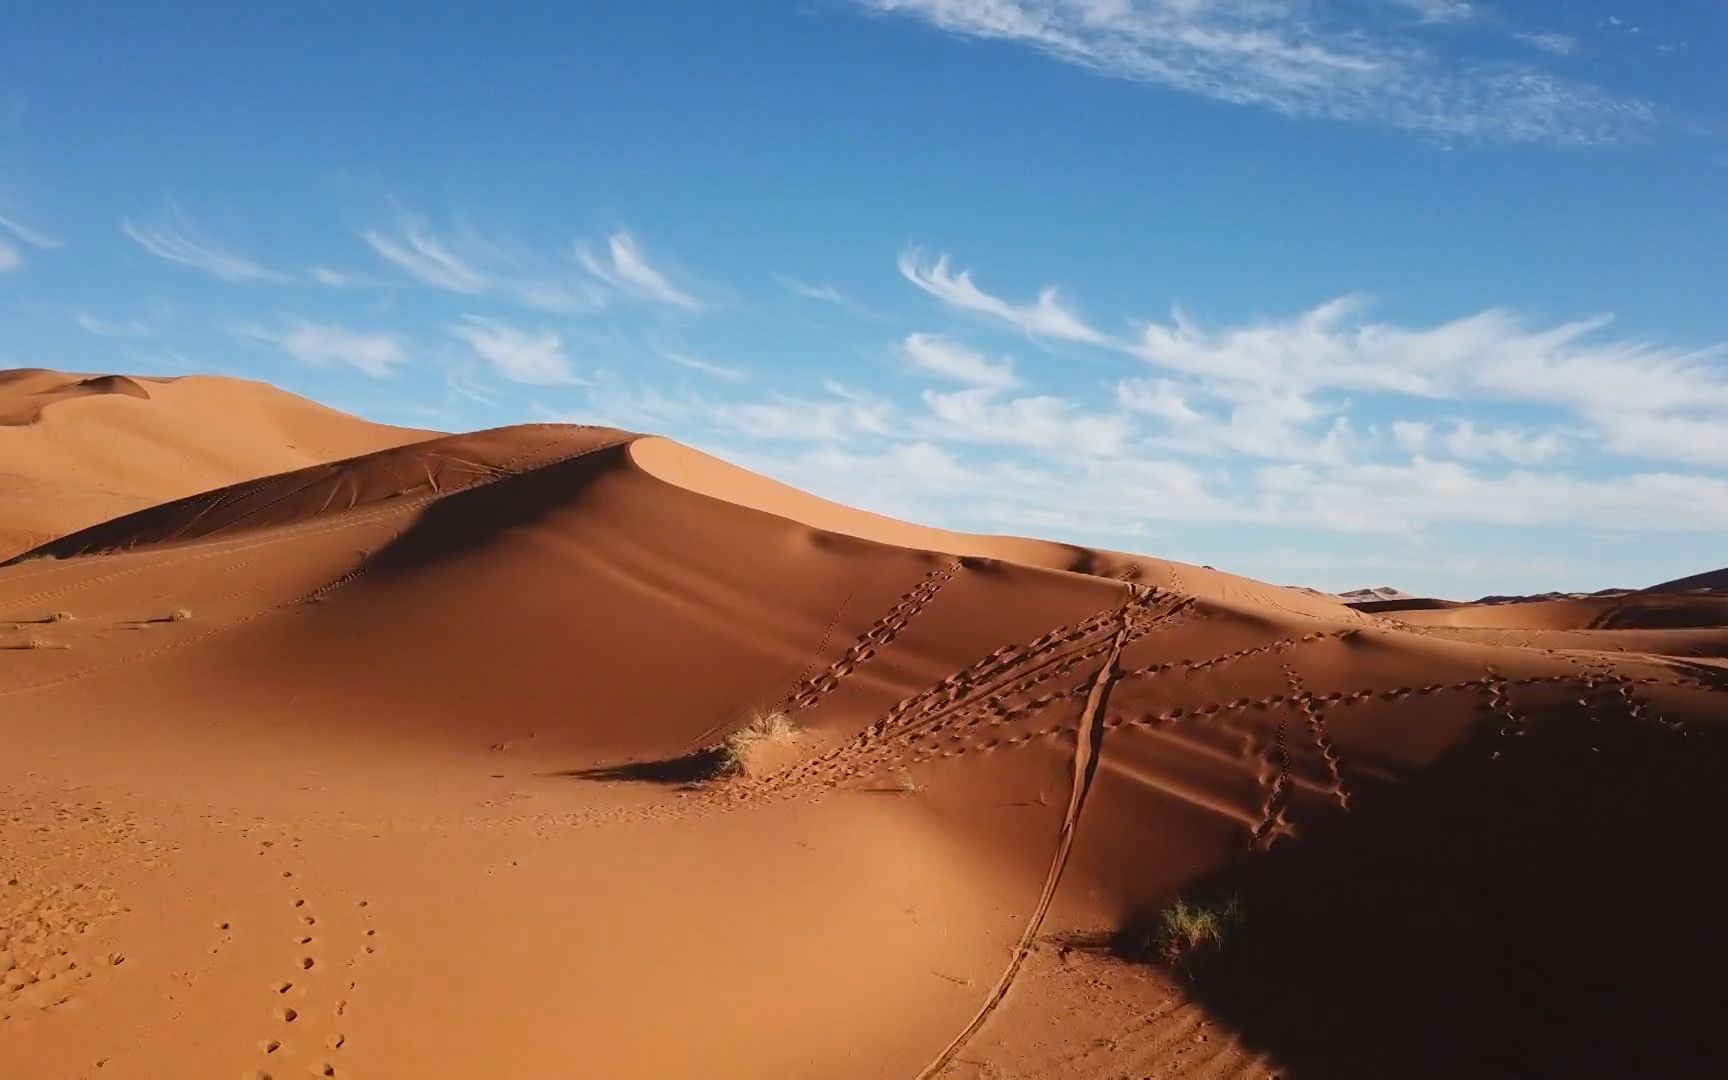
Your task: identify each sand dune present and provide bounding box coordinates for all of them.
[0,369,432,560]
[3,398,1725,1078]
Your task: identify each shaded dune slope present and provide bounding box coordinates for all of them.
[3,423,1725,1077]
[0,368,433,559]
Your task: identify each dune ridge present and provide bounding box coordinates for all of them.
[0,368,434,560]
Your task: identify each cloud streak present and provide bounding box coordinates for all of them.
[0,206,61,271]
[122,206,286,282]
[900,332,1018,388]
[860,0,1651,144]
[450,316,580,385]
[899,249,1105,342]
[235,319,406,377]
[361,215,703,314]
[576,231,703,311]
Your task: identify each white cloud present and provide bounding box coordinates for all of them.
[900,332,1018,388]
[365,217,704,314]
[1122,376,1358,463]
[74,304,169,338]
[0,236,17,273]
[1514,31,1577,55]
[898,249,1105,342]
[577,231,702,311]
[121,206,285,282]
[1392,417,1563,465]
[775,275,854,307]
[235,319,405,377]
[1254,460,1728,532]
[656,346,748,383]
[450,316,579,386]
[362,215,603,312]
[311,266,370,288]
[860,0,1650,144]
[0,210,60,253]
[774,274,879,319]
[362,220,491,294]
[580,381,897,443]
[1127,299,1728,465]
[1394,0,1475,24]
[921,387,1130,456]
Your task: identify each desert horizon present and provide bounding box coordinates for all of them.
[3,367,1725,1078]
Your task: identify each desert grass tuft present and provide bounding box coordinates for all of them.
[718,709,800,778]
[47,611,75,623]
[890,768,925,794]
[1103,895,1241,975]
[168,608,193,622]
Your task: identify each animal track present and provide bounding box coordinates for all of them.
[783,562,960,713]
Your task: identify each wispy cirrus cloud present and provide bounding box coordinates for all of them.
[858,0,1652,145]
[1514,30,1578,55]
[121,205,286,282]
[0,205,62,271]
[899,249,1105,342]
[449,315,580,386]
[774,274,876,318]
[576,231,703,311]
[361,214,702,314]
[233,318,406,377]
[899,332,1018,388]
[74,303,171,339]
[655,345,749,383]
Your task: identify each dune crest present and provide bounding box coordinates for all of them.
[0,368,434,559]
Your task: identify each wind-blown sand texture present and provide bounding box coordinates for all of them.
[2,385,1725,1078]
[0,369,431,560]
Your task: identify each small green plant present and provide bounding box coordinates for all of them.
[718,709,799,778]
[1107,895,1241,974]
[1153,897,1240,969]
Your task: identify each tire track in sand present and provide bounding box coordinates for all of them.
[916,600,1138,1079]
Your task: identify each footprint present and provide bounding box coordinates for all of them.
[270,981,292,994]
[258,1039,280,1054]
[298,957,315,971]
[326,1033,345,1050]
[275,1006,297,1023]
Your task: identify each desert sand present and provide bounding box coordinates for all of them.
[2,372,1725,1079]
[0,369,431,561]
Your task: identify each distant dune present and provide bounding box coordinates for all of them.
[0,368,433,559]
[2,376,1724,1078]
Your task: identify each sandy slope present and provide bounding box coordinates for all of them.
[2,415,1725,1079]
[0,369,432,559]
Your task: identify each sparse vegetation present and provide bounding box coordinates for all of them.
[47,611,74,623]
[890,768,925,794]
[718,709,800,778]
[1107,895,1242,975]
[168,608,193,622]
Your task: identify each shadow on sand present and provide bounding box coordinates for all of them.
[552,748,726,786]
[1096,702,1728,1079]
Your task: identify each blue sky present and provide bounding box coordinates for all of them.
[2,1,1725,598]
